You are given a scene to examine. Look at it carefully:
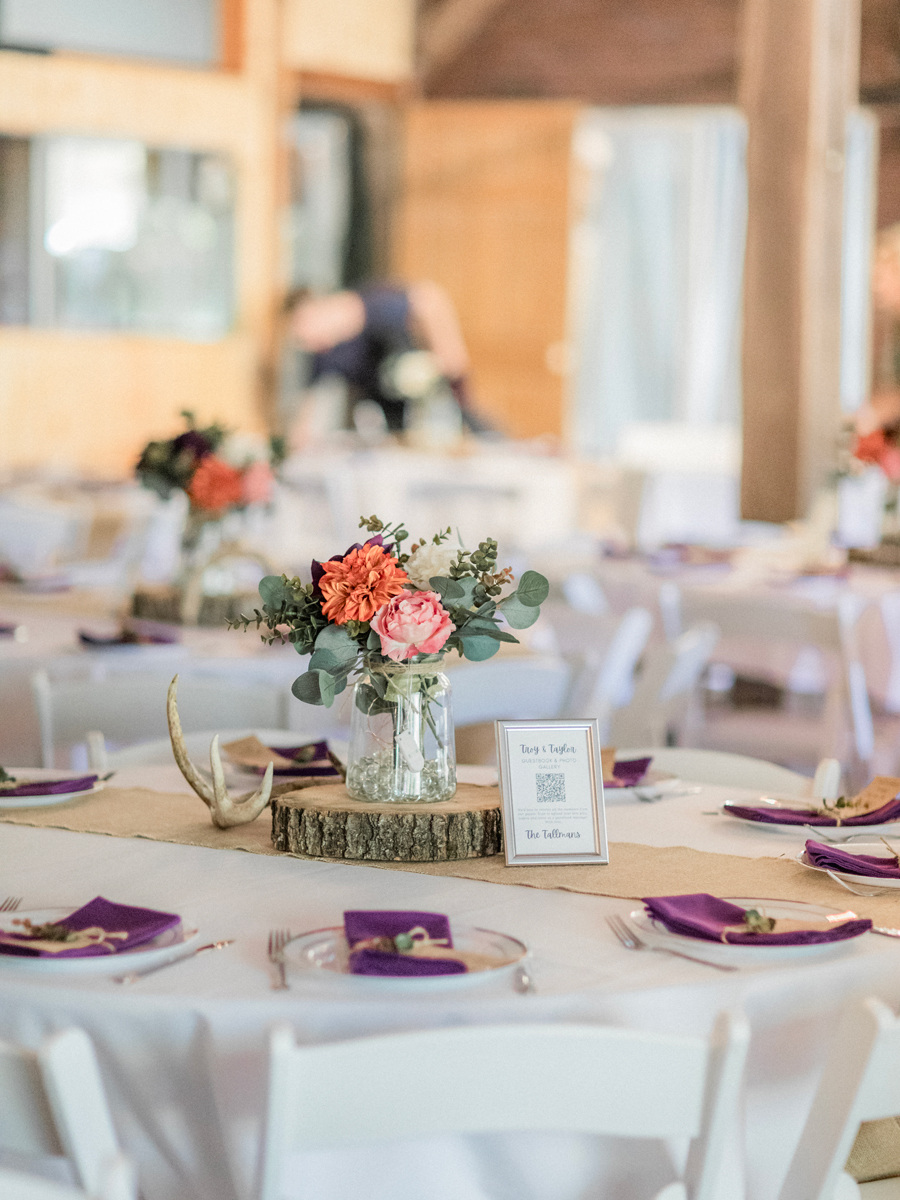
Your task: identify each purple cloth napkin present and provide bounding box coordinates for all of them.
[0,774,97,798]
[606,757,653,788]
[0,896,181,958]
[263,742,342,778]
[643,893,871,946]
[805,838,900,879]
[344,910,466,976]
[725,796,900,826]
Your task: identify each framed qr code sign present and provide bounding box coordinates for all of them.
[494,718,608,866]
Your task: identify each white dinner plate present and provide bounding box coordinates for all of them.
[0,908,198,974]
[797,844,900,889]
[0,769,105,809]
[722,799,900,838]
[282,924,528,991]
[628,896,869,963]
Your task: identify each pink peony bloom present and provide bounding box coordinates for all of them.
[241,460,275,505]
[370,590,454,661]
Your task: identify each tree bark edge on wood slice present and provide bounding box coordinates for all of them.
[271,782,503,862]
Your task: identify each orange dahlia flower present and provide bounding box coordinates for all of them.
[187,454,244,513]
[319,544,408,625]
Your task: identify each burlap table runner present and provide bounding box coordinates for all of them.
[6,784,900,926]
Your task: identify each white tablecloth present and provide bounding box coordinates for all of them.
[2,770,900,1200]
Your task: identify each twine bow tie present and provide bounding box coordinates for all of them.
[350,925,451,957]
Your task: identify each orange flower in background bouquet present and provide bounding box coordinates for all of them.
[187,455,245,514]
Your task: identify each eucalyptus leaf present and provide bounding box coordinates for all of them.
[314,623,360,664]
[355,682,395,716]
[308,648,340,674]
[431,576,463,601]
[291,671,326,706]
[515,570,549,607]
[498,593,541,629]
[460,634,501,661]
[259,575,290,609]
[367,629,382,651]
[447,576,477,607]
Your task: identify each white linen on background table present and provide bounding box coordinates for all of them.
[2,779,900,1200]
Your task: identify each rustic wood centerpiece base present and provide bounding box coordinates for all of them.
[271,782,503,861]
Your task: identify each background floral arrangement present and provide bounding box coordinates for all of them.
[232,515,549,711]
[136,410,286,518]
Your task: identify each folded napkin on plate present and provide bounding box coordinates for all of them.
[643,893,871,945]
[79,623,179,647]
[805,838,900,879]
[725,797,900,827]
[223,735,342,779]
[0,774,97,797]
[344,910,466,976]
[0,895,181,958]
[608,757,653,788]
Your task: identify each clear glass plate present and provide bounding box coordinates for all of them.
[282,924,528,991]
[0,907,197,973]
[628,896,869,963]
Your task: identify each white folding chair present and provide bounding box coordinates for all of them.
[610,621,720,747]
[0,1028,123,1197]
[31,670,292,768]
[448,657,571,727]
[566,606,655,736]
[779,997,900,1199]
[257,1013,749,1200]
[0,1156,136,1200]
[616,746,811,795]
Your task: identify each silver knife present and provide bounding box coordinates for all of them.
[114,939,234,984]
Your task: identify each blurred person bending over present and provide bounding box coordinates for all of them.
[286,281,490,435]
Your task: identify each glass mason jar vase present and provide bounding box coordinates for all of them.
[346,659,456,803]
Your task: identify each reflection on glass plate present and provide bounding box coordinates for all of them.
[0,908,197,973]
[0,769,104,809]
[797,845,900,890]
[282,924,528,991]
[629,896,868,963]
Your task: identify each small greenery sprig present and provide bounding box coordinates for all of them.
[230,514,549,709]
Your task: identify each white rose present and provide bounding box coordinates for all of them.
[405,542,460,590]
[219,432,269,468]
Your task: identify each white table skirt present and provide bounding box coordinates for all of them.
[2,773,900,1200]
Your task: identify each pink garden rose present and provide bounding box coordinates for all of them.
[370,590,454,662]
[241,460,275,505]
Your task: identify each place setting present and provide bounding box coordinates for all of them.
[0,766,107,809]
[267,909,531,994]
[0,895,216,980]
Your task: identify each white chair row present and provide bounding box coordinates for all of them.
[13,993,900,1198]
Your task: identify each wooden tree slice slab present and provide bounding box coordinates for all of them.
[271,783,503,862]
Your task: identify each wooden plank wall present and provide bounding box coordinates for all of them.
[0,1,281,476]
[394,101,580,440]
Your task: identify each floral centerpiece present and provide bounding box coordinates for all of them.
[136,410,285,547]
[232,515,549,803]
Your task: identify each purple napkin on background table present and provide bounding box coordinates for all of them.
[344,910,466,976]
[725,796,900,826]
[265,742,342,778]
[805,838,900,879]
[606,757,653,788]
[0,774,97,798]
[0,895,181,958]
[642,893,871,946]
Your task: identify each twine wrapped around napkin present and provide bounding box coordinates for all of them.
[0,895,181,958]
[0,774,98,798]
[726,777,900,827]
[344,910,466,976]
[643,893,871,946]
[805,839,900,879]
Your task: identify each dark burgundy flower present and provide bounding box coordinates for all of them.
[172,430,214,461]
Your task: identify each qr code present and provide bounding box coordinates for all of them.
[536,772,566,803]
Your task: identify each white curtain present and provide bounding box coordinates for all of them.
[840,108,878,415]
[569,106,747,458]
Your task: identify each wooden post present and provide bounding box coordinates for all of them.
[740,0,860,521]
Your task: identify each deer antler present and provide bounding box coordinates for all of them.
[167,675,274,828]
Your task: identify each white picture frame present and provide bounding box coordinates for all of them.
[495,718,608,866]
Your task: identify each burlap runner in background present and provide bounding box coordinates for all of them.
[6,786,900,927]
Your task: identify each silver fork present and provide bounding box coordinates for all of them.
[606,914,737,972]
[0,896,22,912]
[267,929,290,990]
[825,870,890,898]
